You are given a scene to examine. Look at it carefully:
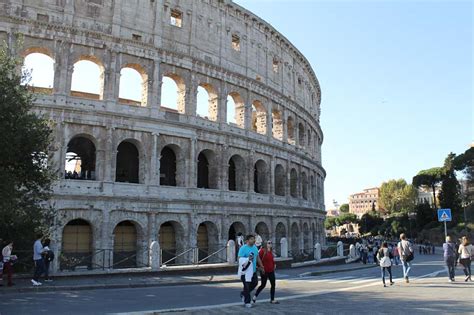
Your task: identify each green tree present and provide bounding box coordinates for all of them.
[415,202,436,230]
[324,216,338,230]
[0,43,56,248]
[379,179,417,214]
[359,211,384,235]
[339,203,349,213]
[337,212,358,225]
[413,167,445,209]
[453,147,474,218]
[439,153,462,223]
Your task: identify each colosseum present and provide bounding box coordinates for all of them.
[0,0,326,272]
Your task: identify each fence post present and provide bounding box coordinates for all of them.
[227,240,236,263]
[349,244,356,259]
[149,241,160,270]
[314,243,321,261]
[280,237,288,258]
[337,241,344,257]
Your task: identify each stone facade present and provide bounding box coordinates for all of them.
[0,0,326,271]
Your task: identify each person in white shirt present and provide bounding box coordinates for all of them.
[458,236,473,282]
[2,241,16,287]
[32,234,47,286]
[255,233,263,250]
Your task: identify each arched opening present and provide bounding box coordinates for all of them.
[61,219,92,270]
[197,221,219,263]
[113,221,137,268]
[303,222,310,252]
[291,222,300,256]
[251,101,267,135]
[228,155,246,192]
[275,222,286,256]
[116,141,140,184]
[272,110,283,140]
[197,84,218,121]
[65,136,96,180]
[287,117,295,145]
[160,146,177,186]
[119,65,147,106]
[227,93,245,128]
[290,168,298,198]
[159,221,185,265]
[298,123,305,147]
[71,58,104,100]
[22,52,54,93]
[255,222,270,242]
[254,160,269,194]
[274,164,286,196]
[161,74,185,113]
[228,221,246,241]
[302,172,309,200]
[197,150,217,189]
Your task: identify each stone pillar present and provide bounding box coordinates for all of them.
[266,104,272,140]
[280,237,288,258]
[53,41,71,97]
[337,241,344,257]
[185,79,197,116]
[227,240,236,263]
[188,137,197,187]
[218,89,228,124]
[149,241,160,270]
[104,127,114,182]
[149,59,161,116]
[314,243,321,261]
[149,133,160,186]
[104,50,120,107]
[349,244,356,259]
[269,156,275,195]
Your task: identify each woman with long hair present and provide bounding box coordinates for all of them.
[377,242,394,287]
[253,240,279,304]
[458,236,473,282]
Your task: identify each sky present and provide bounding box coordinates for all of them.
[235,0,473,210]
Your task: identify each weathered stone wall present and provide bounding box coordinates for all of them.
[0,0,326,270]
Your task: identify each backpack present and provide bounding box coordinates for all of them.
[46,250,55,262]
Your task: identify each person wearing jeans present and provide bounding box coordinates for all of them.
[32,234,46,286]
[458,236,472,282]
[254,240,279,304]
[443,236,457,282]
[398,233,413,283]
[237,234,264,308]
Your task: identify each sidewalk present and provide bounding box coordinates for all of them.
[0,262,377,293]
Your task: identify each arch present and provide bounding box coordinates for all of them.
[274,164,286,196]
[22,52,54,92]
[302,172,309,200]
[228,155,246,192]
[161,74,185,113]
[254,159,269,194]
[291,222,300,256]
[197,83,218,121]
[290,168,298,198]
[119,64,148,106]
[61,219,92,270]
[160,146,177,186]
[71,57,104,100]
[254,222,270,242]
[116,141,140,184]
[287,116,295,145]
[227,92,245,128]
[272,110,284,140]
[228,221,246,241]
[65,136,96,180]
[113,220,137,268]
[197,221,219,263]
[159,221,185,265]
[275,222,287,256]
[298,123,305,146]
[303,222,310,251]
[197,150,218,189]
[251,100,267,135]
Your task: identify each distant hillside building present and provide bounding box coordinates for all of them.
[349,187,380,218]
[416,186,441,206]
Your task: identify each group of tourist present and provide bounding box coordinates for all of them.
[237,234,279,308]
[418,242,436,255]
[0,234,55,287]
[443,235,473,282]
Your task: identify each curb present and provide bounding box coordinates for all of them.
[4,264,378,293]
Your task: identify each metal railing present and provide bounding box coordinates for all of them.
[197,246,227,264]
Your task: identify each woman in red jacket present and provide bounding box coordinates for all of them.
[253,240,279,304]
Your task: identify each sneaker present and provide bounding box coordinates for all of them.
[405,277,409,283]
[390,282,395,286]
[240,293,244,303]
[383,284,387,287]
[270,300,280,304]
[245,303,252,308]
[252,295,257,304]
[31,279,42,286]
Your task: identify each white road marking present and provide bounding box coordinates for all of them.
[110,269,445,315]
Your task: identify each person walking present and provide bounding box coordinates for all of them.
[458,236,472,282]
[398,233,414,283]
[443,236,457,282]
[32,234,46,286]
[2,241,16,287]
[253,240,279,304]
[42,238,54,282]
[377,242,394,287]
[392,244,400,265]
[238,234,265,308]
[255,233,263,250]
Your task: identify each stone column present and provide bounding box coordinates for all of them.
[218,89,228,125]
[149,133,160,186]
[104,127,115,182]
[149,59,161,116]
[185,79,197,117]
[53,41,71,97]
[104,50,120,108]
[188,137,197,187]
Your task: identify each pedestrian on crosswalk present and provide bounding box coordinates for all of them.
[377,242,394,287]
[238,234,265,308]
[443,236,457,282]
[458,236,472,282]
[253,240,279,304]
[398,233,414,283]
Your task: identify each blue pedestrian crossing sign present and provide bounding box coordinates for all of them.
[438,209,452,222]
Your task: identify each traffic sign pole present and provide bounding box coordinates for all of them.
[444,220,447,239]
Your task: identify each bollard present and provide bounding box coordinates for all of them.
[314,242,321,261]
[149,241,160,270]
[227,240,236,263]
[337,241,344,257]
[280,237,288,258]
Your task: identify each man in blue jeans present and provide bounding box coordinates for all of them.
[238,234,265,308]
[398,233,413,283]
[31,234,45,286]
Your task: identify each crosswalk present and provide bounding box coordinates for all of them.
[290,274,404,286]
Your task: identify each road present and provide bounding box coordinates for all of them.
[1,254,472,315]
